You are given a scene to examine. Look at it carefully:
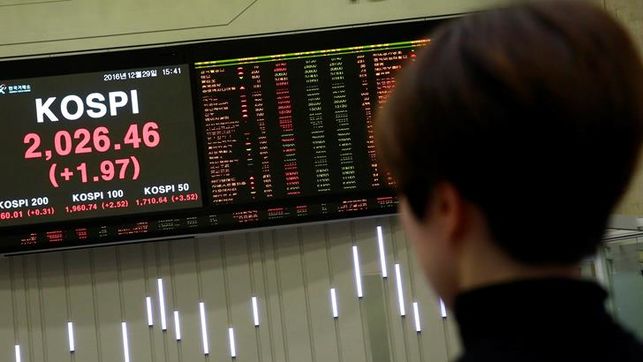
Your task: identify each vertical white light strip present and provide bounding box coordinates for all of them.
[146,296,154,327]
[174,311,182,341]
[376,226,388,278]
[121,322,130,362]
[413,302,421,332]
[330,288,339,318]
[440,299,448,318]
[14,345,21,362]
[394,264,406,316]
[157,278,167,331]
[352,245,364,298]
[228,327,237,358]
[251,297,260,327]
[199,302,209,355]
[68,321,75,352]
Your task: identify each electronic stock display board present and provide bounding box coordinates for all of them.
[0,65,201,226]
[0,20,437,253]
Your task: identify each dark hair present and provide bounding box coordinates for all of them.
[376,0,643,264]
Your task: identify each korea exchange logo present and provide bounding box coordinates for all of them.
[0,84,6,95]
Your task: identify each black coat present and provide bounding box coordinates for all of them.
[454,278,643,362]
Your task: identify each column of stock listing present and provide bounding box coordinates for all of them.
[196,39,429,220]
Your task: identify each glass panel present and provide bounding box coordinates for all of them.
[604,237,643,339]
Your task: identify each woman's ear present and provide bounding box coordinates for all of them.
[429,182,468,250]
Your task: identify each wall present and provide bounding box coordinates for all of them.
[0,216,461,362]
[607,0,643,216]
[0,0,502,58]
